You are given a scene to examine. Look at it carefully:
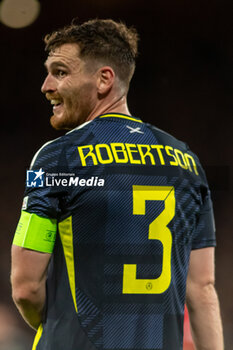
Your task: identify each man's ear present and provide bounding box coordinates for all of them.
[97,66,115,95]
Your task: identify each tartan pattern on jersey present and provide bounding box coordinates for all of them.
[77,289,103,348]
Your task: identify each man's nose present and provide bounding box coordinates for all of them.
[41,74,56,94]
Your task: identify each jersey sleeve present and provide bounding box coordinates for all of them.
[13,137,68,253]
[23,138,66,219]
[191,156,216,250]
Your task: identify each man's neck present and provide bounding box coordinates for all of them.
[86,95,131,122]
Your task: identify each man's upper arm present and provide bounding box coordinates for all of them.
[186,247,215,305]
[11,245,51,298]
[11,211,56,298]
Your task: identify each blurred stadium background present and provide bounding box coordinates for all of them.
[0,0,232,349]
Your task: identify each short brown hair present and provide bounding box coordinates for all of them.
[44,19,139,86]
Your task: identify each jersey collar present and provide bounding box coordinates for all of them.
[98,113,143,123]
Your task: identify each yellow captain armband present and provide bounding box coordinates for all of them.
[13,211,57,253]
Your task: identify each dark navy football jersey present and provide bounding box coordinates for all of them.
[23,113,216,350]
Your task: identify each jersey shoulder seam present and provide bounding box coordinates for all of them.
[30,136,63,169]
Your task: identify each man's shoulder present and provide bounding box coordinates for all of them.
[30,135,64,169]
[145,121,189,151]
[30,121,92,169]
[145,121,206,178]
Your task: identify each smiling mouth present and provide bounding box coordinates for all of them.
[50,99,63,111]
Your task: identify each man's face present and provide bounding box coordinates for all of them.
[41,43,97,130]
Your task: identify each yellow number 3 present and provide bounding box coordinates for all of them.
[122,185,175,294]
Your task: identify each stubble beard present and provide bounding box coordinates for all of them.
[49,107,90,131]
[50,110,79,130]
[49,89,96,130]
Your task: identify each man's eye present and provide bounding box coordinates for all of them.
[57,70,66,78]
